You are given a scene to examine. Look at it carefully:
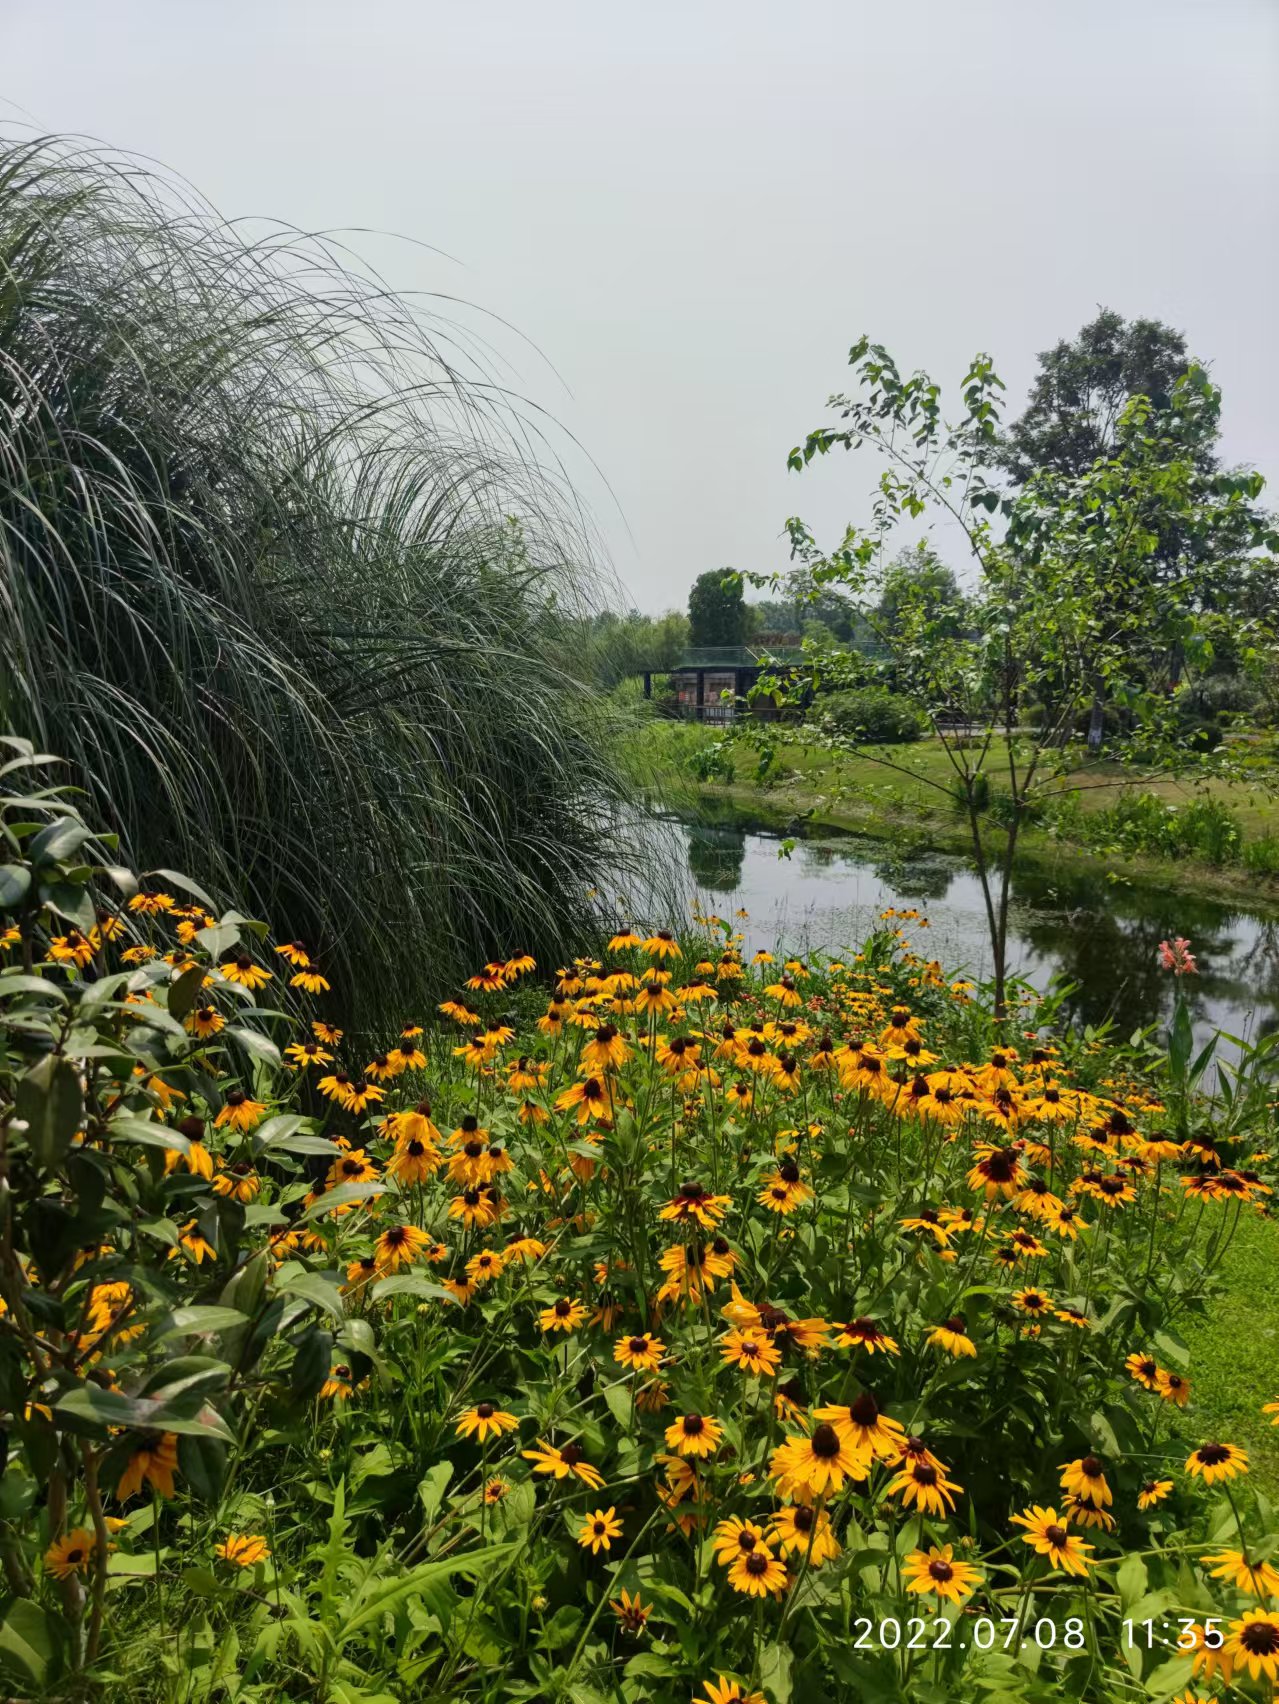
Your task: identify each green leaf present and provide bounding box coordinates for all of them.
[225,1025,281,1066]
[0,971,66,1003]
[39,880,95,932]
[167,962,206,1023]
[54,1384,234,1442]
[418,1461,453,1523]
[16,1054,83,1169]
[275,1267,346,1323]
[152,1306,249,1339]
[107,1115,190,1155]
[371,1273,458,1306]
[1116,1552,1148,1608]
[253,1115,333,1157]
[28,817,94,866]
[0,865,31,911]
[0,1598,58,1683]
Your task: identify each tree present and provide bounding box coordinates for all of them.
[688,569,747,647]
[725,337,1277,1018]
[875,543,967,641]
[998,308,1215,483]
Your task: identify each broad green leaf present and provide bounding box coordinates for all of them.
[16,1054,83,1169]
[107,1115,190,1155]
[371,1273,457,1306]
[152,1306,249,1339]
[0,865,31,910]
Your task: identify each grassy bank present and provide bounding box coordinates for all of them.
[624,720,1279,914]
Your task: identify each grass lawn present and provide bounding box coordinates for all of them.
[1182,1211,1279,1498]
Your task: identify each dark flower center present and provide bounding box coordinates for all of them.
[793,1506,814,1532]
[1241,1621,1279,1656]
[628,1337,648,1356]
[944,1316,966,1333]
[982,1149,1018,1181]
[849,1393,880,1426]
[1045,1525,1068,1546]
[810,1422,841,1459]
[681,1413,704,1435]
[476,1402,494,1419]
[738,1530,756,1551]
[1198,1443,1230,1465]
[914,1464,938,1485]
[929,1558,954,1580]
[554,1299,572,1316]
[461,1115,478,1133]
[745,1553,769,1576]
[680,1180,705,1201]
[226,1089,246,1107]
[596,1023,617,1043]
[1080,1456,1102,1477]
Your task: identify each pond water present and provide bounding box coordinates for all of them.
[632,809,1279,1055]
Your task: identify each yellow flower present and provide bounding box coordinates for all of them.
[1225,1609,1279,1681]
[116,1432,179,1501]
[1137,1478,1173,1510]
[539,1298,587,1333]
[1202,1549,1279,1595]
[664,1412,723,1458]
[697,1679,766,1704]
[614,1331,665,1373]
[1010,1505,1093,1575]
[1059,1456,1112,1509]
[768,1503,840,1565]
[44,1528,96,1579]
[609,1587,651,1635]
[727,1543,787,1597]
[521,1440,605,1490]
[219,955,271,989]
[1185,1442,1249,1484]
[902,1544,982,1604]
[719,1328,781,1378]
[215,1533,270,1567]
[576,1507,622,1554]
[213,1089,266,1133]
[455,1403,519,1444]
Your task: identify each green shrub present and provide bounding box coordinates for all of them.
[817,686,924,743]
[0,134,625,1032]
[1243,834,1279,877]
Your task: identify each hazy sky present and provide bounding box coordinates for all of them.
[5,0,1277,612]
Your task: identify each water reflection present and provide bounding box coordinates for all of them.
[663,811,1277,1052]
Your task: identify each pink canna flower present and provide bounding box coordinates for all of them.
[1157,937,1198,976]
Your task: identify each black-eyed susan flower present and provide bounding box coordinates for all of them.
[555,1076,611,1124]
[697,1679,766,1704]
[1202,1549,1279,1596]
[455,1402,519,1444]
[211,1162,260,1203]
[720,1328,781,1378]
[275,941,311,966]
[614,1331,665,1373]
[833,1317,899,1356]
[1011,1287,1051,1317]
[1156,1368,1191,1407]
[609,1588,651,1635]
[521,1440,605,1489]
[215,1533,270,1567]
[1010,1505,1093,1575]
[901,1545,982,1604]
[44,1528,96,1579]
[768,1502,840,1564]
[1185,1442,1249,1485]
[814,1392,905,1464]
[757,1161,813,1215]
[967,1141,1026,1199]
[219,954,271,990]
[727,1544,787,1597]
[643,930,681,961]
[581,1022,630,1074]
[186,1004,225,1039]
[887,1457,962,1517]
[214,1089,266,1134]
[664,1412,723,1458]
[344,1253,379,1292]
[927,1315,976,1358]
[711,1516,768,1567]
[327,1148,379,1188]
[1059,1456,1111,1509]
[320,1362,357,1401]
[539,1297,587,1334]
[449,1189,500,1230]
[374,1223,431,1271]
[1226,1610,1279,1682]
[658,1180,731,1229]
[284,1038,332,1068]
[387,1138,438,1186]
[116,1432,179,1501]
[1137,1477,1173,1510]
[465,1248,504,1286]
[769,1422,864,1497]
[1125,1352,1161,1391]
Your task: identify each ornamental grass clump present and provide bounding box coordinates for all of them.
[0,745,1277,1701]
[0,130,624,1033]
